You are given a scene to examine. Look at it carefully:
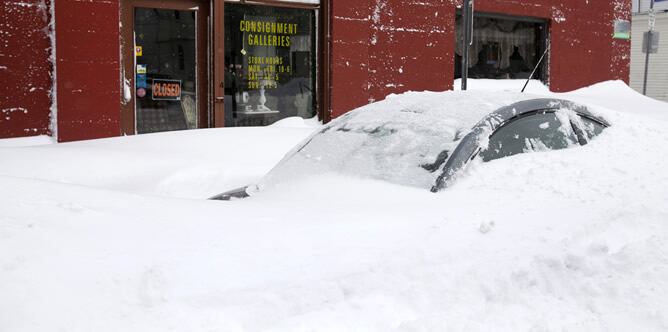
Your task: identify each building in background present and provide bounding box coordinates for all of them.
[1,0,632,142]
[630,0,668,102]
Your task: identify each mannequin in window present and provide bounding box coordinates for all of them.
[508,46,529,78]
[454,52,462,79]
[470,46,495,78]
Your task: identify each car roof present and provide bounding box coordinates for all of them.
[333,90,543,143]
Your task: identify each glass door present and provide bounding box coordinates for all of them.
[134,8,198,134]
[120,0,209,135]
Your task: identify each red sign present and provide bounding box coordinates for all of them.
[152,79,182,100]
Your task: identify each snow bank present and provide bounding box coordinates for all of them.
[456,78,668,121]
[0,127,318,199]
[269,116,321,128]
[563,80,668,121]
[0,135,54,147]
[454,78,551,94]
[1,80,667,331]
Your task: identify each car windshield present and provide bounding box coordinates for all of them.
[258,91,536,190]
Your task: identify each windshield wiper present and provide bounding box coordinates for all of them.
[421,150,449,173]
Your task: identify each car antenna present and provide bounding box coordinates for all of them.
[521,43,550,93]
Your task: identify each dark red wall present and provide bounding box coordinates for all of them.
[330,0,632,117]
[473,0,631,92]
[0,0,53,138]
[1,0,632,141]
[55,0,121,142]
[330,0,455,118]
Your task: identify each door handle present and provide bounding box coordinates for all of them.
[215,96,225,103]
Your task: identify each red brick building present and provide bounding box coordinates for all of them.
[0,0,631,142]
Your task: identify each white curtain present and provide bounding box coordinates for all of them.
[456,17,537,69]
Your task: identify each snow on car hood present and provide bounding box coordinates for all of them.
[258,90,539,190]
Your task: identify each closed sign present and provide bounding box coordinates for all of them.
[152,79,182,100]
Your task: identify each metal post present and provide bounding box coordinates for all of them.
[642,0,655,95]
[461,0,473,91]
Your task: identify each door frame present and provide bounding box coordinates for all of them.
[120,0,211,135]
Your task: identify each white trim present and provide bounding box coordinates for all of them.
[48,0,58,140]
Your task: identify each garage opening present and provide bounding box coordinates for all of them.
[455,13,549,82]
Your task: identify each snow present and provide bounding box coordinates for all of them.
[0,121,319,199]
[0,135,54,147]
[456,78,668,121]
[454,78,552,94]
[1,82,668,331]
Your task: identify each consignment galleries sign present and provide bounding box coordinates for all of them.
[239,20,299,47]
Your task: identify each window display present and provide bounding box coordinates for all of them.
[224,4,316,126]
[455,15,547,81]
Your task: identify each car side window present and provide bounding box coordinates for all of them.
[479,111,579,162]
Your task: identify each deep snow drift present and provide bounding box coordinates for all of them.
[1,81,667,331]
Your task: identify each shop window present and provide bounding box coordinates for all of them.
[224,3,317,127]
[455,14,548,81]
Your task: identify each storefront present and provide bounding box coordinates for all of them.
[1,0,631,142]
[118,0,326,135]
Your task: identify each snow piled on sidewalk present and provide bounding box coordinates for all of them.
[0,135,55,147]
[1,82,668,331]
[0,121,319,199]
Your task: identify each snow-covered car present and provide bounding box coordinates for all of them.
[211,92,609,200]
[4,82,668,331]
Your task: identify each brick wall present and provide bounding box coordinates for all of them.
[0,0,53,138]
[55,0,121,142]
[330,0,632,117]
